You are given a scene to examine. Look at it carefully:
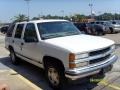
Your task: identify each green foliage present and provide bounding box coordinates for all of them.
[32,14,86,22]
[95,13,120,20]
[70,14,86,22]
[11,13,120,23]
[12,14,28,22]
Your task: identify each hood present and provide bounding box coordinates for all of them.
[44,34,114,53]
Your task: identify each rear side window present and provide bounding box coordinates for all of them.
[90,22,95,24]
[14,24,24,38]
[6,24,15,37]
[112,21,116,24]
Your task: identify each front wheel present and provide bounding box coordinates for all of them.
[109,28,114,33]
[94,30,98,35]
[98,31,104,36]
[45,62,66,89]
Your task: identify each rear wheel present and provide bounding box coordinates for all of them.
[10,49,19,64]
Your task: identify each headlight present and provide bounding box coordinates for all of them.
[76,53,89,59]
[69,53,89,69]
[111,45,115,50]
[76,61,89,67]
[69,53,89,62]
[111,45,116,55]
[69,61,89,69]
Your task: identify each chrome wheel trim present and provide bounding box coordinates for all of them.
[48,67,60,86]
[10,51,15,62]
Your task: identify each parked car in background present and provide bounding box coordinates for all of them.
[74,22,105,36]
[88,23,105,35]
[96,21,112,33]
[74,22,91,34]
[0,25,9,34]
[109,20,120,33]
[91,21,120,33]
[90,21,111,34]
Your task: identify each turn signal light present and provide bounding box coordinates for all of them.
[69,63,76,69]
[69,53,75,62]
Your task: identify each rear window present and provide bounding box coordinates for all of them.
[14,24,24,38]
[90,22,95,24]
[112,21,116,24]
[96,22,100,24]
[6,24,15,37]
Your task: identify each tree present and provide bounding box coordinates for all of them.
[12,14,28,22]
[71,14,86,22]
[96,13,114,20]
[32,17,40,20]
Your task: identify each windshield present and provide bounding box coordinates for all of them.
[37,21,81,40]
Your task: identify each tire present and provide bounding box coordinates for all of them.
[110,28,114,34]
[94,30,98,35]
[10,49,19,65]
[98,31,104,36]
[91,28,97,35]
[45,61,66,89]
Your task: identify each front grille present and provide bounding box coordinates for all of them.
[89,47,111,56]
[89,54,111,64]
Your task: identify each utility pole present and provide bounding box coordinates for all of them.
[89,0,93,19]
[24,0,31,21]
[61,10,64,19]
[98,11,102,20]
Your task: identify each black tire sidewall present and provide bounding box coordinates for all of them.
[45,62,66,89]
[98,31,104,36]
[10,49,18,64]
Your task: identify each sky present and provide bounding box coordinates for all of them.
[0,0,120,22]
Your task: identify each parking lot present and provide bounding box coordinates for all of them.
[0,33,120,90]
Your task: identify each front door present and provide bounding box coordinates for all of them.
[21,23,42,63]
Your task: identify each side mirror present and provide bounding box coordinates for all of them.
[24,37,38,43]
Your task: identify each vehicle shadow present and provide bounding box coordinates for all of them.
[0,57,104,90]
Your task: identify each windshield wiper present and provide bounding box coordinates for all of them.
[64,31,80,35]
[43,34,64,39]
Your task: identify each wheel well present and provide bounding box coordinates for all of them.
[43,56,65,71]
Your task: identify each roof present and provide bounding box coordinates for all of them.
[16,19,68,24]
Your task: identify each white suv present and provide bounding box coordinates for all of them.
[5,19,118,88]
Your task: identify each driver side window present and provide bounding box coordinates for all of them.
[24,23,38,42]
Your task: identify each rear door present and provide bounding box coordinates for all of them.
[5,24,15,49]
[13,24,24,55]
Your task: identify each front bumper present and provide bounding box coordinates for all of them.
[65,55,118,80]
